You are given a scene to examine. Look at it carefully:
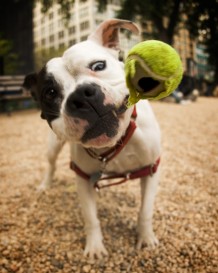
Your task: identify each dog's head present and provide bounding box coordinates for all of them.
[23,19,139,148]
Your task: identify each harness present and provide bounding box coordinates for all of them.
[70,106,160,191]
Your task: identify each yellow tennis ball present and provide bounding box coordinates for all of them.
[125,40,183,106]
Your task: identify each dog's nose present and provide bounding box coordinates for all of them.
[65,83,105,117]
[67,84,96,110]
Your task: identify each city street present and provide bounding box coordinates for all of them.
[0,97,217,272]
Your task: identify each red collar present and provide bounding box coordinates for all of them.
[85,109,137,164]
[70,106,160,191]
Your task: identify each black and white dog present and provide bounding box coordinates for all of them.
[23,19,161,258]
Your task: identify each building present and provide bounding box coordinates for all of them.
[172,15,197,77]
[33,0,140,70]
[196,44,214,81]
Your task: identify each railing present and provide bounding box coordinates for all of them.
[0,75,37,114]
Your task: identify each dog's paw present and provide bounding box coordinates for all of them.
[37,180,51,192]
[84,231,108,259]
[136,230,159,250]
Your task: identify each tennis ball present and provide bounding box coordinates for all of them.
[125,40,183,106]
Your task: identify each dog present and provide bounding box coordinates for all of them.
[23,19,161,258]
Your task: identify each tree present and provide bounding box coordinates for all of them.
[184,0,218,82]
[114,0,218,83]
[0,35,19,74]
[117,0,181,44]
[34,46,68,70]
[39,0,86,20]
[0,0,34,75]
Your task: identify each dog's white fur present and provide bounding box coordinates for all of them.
[37,19,161,258]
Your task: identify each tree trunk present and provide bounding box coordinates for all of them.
[0,57,4,75]
[167,0,182,45]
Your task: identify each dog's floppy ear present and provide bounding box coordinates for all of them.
[23,73,46,120]
[88,19,140,50]
[23,73,38,101]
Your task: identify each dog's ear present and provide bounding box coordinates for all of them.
[88,19,140,50]
[23,73,46,120]
[23,73,38,101]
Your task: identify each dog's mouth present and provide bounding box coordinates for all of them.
[64,95,129,147]
[115,95,129,115]
[81,97,128,144]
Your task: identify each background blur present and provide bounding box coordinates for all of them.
[0,0,218,114]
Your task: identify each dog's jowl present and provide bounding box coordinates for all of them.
[23,19,161,258]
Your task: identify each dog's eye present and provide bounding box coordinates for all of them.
[44,88,57,100]
[89,61,106,72]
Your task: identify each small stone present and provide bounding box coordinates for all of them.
[82,264,91,273]
[50,258,64,269]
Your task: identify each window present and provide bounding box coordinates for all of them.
[59,43,65,50]
[58,31,64,39]
[69,39,76,46]
[49,12,53,20]
[41,38,46,46]
[49,46,55,53]
[49,35,54,43]
[80,21,89,31]
[80,35,88,41]
[69,26,76,35]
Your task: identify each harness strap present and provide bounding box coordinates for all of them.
[70,157,160,191]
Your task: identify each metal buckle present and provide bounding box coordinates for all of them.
[150,164,155,176]
[125,172,131,180]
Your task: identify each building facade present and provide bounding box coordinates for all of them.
[33,0,201,80]
[173,20,197,77]
[33,0,140,69]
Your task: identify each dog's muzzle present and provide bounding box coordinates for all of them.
[65,83,122,143]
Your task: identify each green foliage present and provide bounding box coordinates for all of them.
[39,0,89,20]
[99,0,182,44]
[183,0,218,80]
[0,36,13,56]
[34,46,68,70]
[0,34,19,74]
[40,0,74,20]
[98,0,218,81]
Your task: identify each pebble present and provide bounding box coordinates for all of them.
[82,264,91,272]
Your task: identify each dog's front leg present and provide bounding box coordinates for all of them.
[38,130,64,191]
[137,169,160,249]
[77,177,108,258]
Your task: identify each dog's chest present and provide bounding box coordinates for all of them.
[99,141,152,175]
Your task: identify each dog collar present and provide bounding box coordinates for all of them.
[70,106,160,190]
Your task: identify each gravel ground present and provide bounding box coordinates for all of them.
[0,97,217,273]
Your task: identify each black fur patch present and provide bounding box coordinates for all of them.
[37,67,63,125]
